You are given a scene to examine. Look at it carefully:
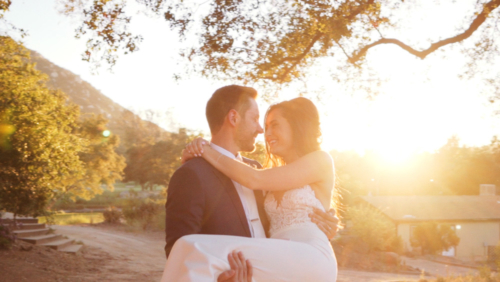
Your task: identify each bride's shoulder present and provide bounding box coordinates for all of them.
[304,150,334,167]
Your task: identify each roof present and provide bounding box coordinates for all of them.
[360,195,500,222]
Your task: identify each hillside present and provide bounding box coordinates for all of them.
[29,51,169,153]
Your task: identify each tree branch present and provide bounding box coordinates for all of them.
[269,0,376,82]
[350,0,500,63]
[278,32,324,82]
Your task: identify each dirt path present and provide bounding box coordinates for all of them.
[402,257,479,277]
[1,221,477,281]
[54,224,426,282]
[53,224,166,281]
[337,270,422,282]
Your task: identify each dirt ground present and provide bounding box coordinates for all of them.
[55,224,166,281]
[0,224,166,282]
[0,224,443,282]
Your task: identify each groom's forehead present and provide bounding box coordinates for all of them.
[247,99,260,114]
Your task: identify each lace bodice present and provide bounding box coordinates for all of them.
[264,185,325,236]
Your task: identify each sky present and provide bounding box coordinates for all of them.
[4,0,500,162]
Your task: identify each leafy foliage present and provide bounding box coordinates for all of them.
[46,0,500,93]
[410,222,460,255]
[61,114,126,201]
[122,198,164,230]
[123,128,201,190]
[0,218,17,250]
[103,206,122,224]
[347,204,402,253]
[0,36,85,217]
[0,36,125,217]
[332,136,500,204]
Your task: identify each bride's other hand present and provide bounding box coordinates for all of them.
[185,137,210,157]
[217,250,253,282]
[309,208,340,240]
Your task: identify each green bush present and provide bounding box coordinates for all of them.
[0,221,16,249]
[424,270,500,281]
[38,212,104,225]
[494,243,500,270]
[410,222,460,255]
[122,198,165,230]
[52,190,128,210]
[103,207,122,224]
[347,204,402,254]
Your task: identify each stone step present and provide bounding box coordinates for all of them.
[19,223,46,230]
[42,238,74,250]
[19,234,63,245]
[1,223,46,230]
[13,228,50,238]
[1,218,38,224]
[60,244,84,254]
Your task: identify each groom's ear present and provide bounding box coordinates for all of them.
[227,109,240,127]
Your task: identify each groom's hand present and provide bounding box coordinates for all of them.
[217,251,253,282]
[310,208,340,240]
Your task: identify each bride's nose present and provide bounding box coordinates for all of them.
[265,128,273,139]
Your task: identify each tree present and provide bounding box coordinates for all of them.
[410,222,460,255]
[123,145,151,190]
[347,204,401,253]
[6,0,497,91]
[0,36,85,218]
[123,128,199,190]
[0,36,126,217]
[60,114,126,201]
[434,136,500,195]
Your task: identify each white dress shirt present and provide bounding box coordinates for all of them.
[210,143,266,238]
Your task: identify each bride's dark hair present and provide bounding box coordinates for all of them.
[264,97,340,212]
[264,97,322,167]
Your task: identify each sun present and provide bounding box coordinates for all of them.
[373,144,415,164]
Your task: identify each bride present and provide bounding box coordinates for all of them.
[161,97,338,281]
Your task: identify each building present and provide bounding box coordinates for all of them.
[360,185,500,261]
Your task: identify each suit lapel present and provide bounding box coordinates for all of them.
[253,190,270,237]
[210,166,252,237]
[242,158,270,237]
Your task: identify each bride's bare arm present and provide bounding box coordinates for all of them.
[189,140,333,191]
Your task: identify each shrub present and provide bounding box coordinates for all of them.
[410,222,460,255]
[122,198,164,230]
[495,243,500,270]
[103,207,122,224]
[347,204,401,253]
[38,212,104,225]
[479,266,493,282]
[0,220,17,249]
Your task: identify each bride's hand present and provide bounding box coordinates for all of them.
[185,137,210,157]
[180,149,194,164]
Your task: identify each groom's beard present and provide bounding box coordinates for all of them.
[236,132,258,153]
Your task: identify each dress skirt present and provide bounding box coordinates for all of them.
[161,223,337,282]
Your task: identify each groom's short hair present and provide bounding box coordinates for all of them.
[206,85,258,134]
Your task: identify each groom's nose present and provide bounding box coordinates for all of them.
[257,123,264,134]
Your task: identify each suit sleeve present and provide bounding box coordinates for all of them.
[165,166,205,258]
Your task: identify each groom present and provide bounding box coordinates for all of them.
[165,85,339,273]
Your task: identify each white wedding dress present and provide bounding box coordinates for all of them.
[160,185,337,281]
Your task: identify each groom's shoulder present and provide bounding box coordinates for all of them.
[175,158,214,174]
[169,159,215,188]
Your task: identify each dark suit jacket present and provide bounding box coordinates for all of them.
[164,157,270,258]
